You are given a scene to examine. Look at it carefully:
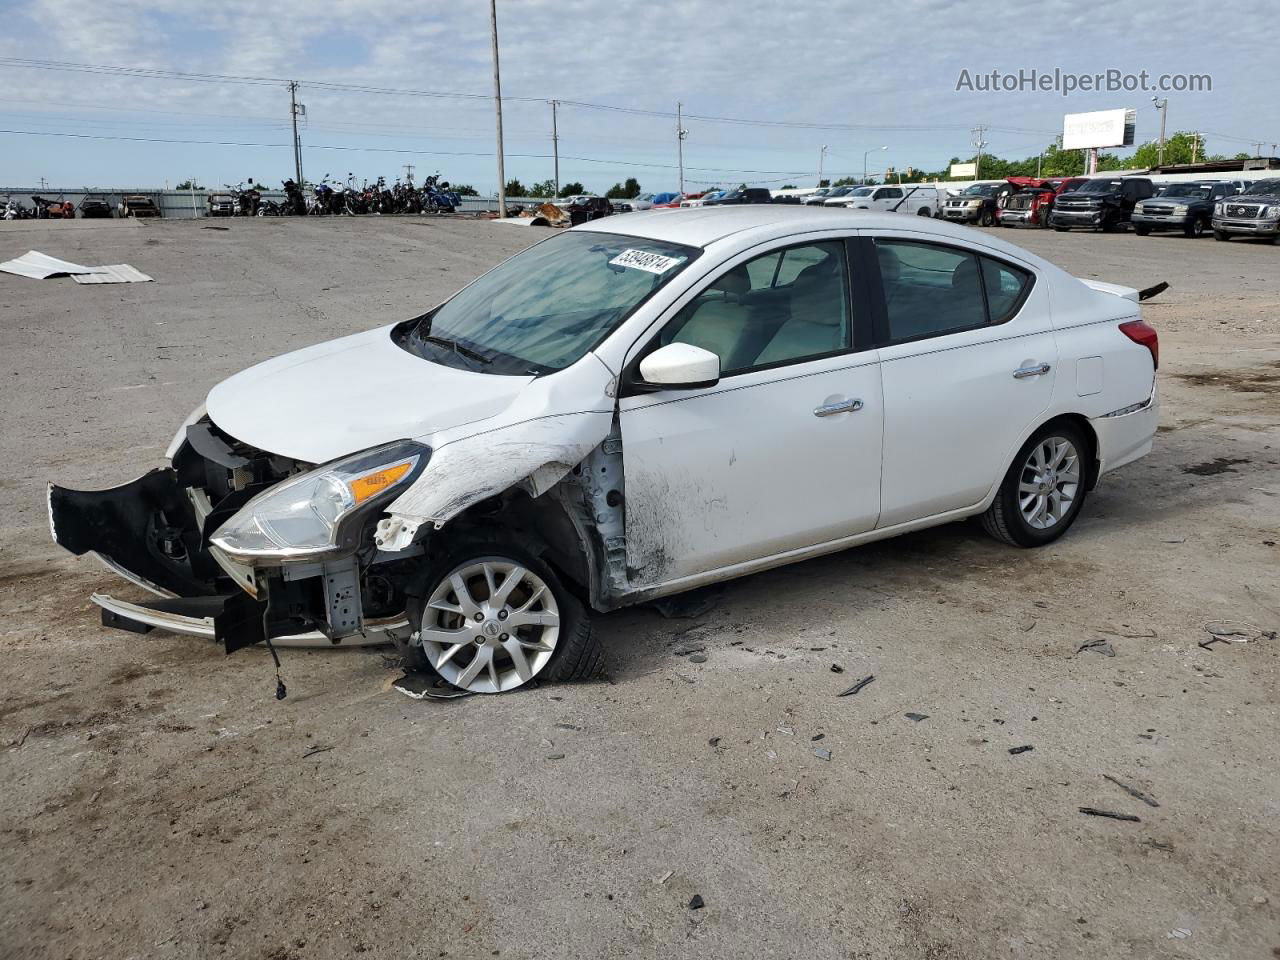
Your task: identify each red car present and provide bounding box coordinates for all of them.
[997,176,1088,228]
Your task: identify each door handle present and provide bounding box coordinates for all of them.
[813,398,864,417]
[1013,363,1051,379]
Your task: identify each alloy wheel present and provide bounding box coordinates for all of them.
[418,559,560,693]
[1018,436,1081,530]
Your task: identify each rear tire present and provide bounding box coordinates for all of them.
[401,534,603,692]
[1184,218,1206,238]
[981,424,1090,548]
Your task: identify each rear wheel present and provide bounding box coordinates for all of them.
[404,538,603,693]
[1184,218,1206,238]
[981,424,1089,548]
[916,207,932,217]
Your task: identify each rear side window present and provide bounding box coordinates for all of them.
[873,240,1032,343]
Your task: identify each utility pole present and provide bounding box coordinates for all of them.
[676,102,688,196]
[971,125,987,178]
[1036,149,1043,178]
[1190,133,1200,165]
[403,164,415,183]
[489,0,507,217]
[1152,97,1168,167]
[818,144,827,186]
[549,100,560,196]
[289,81,304,186]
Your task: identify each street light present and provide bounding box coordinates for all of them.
[818,144,828,187]
[1151,96,1169,168]
[863,145,887,184]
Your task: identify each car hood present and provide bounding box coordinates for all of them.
[205,324,534,464]
[1229,193,1280,204]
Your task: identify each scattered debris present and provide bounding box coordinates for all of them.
[545,753,566,761]
[655,870,673,885]
[838,675,875,697]
[688,894,705,910]
[1167,928,1192,940]
[301,745,333,759]
[811,733,825,741]
[553,722,582,731]
[1077,638,1116,657]
[708,736,721,748]
[1008,745,1034,755]
[1140,838,1174,852]
[830,664,844,674]
[393,672,474,700]
[1018,617,1037,632]
[8,725,32,748]
[1199,619,1274,649]
[776,726,794,736]
[202,225,230,231]
[1161,536,1187,543]
[0,250,153,282]
[688,654,708,664]
[1079,807,1141,822]
[652,587,722,619]
[904,713,929,722]
[1103,774,1160,808]
[814,748,833,761]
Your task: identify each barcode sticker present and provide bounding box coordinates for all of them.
[609,249,683,274]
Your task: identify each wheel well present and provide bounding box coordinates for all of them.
[1036,413,1101,489]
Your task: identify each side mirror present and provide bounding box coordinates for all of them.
[637,343,721,390]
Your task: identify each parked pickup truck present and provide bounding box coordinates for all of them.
[941,182,1014,226]
[1051,177,1154,232]
[997,177,1087,228]
[1212,178,1280,243]
[842,184,940,216]
[1133,181,1236,238]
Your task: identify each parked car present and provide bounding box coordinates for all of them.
[941,182,1015,226]
[712,187,773,205]
[843,184,940,216]
[802,188,834,205]
[564,196,613,224]
[50,207,1159,696]
[680,192,723,208]
[1132,181,1236,238]
[997,177,1088,228]
[1051,177,1154,232]
[119,195,161,218]
[1211,178,1280,243]
[650,192,684,209]
[78,194,114,219]
[207,193,236,217]
[821,186,861,206]
[627,194,655,211]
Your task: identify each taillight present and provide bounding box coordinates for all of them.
[1119,319,1159,370]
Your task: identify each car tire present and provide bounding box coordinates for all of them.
[1213,230,1230,241]
[981,423,1090,548]
[401,535,603,693]
[979,209,995,227]
[1184,218,1206,238]
[1053,225,1069,232]
[1134,225,1151,236]
[916,207,932,217]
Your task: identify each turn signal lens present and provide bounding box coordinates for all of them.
[350,461,413,504]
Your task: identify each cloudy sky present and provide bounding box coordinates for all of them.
[0,0,1273,193]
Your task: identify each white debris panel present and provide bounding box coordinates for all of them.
[0,250,152,282]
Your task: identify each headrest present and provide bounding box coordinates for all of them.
[877,246,901,283]
[952,256,981,292]
[712,267,751,298]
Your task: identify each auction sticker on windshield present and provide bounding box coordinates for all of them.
[609,249,685,274]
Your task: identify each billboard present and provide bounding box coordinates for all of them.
[949,162,977,178]
[1063,109,1137,150]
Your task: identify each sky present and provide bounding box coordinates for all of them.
[0,0,1275,195]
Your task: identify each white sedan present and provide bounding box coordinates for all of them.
[50,208,1160,694]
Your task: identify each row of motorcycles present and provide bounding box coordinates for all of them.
[213,174,462,218]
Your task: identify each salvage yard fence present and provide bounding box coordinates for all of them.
[0,187,539,218]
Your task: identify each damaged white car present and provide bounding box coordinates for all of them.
[50,207,1160,693]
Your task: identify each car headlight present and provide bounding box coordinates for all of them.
[1171,204,1189,215]
[1214,203,1225,215]
[1269,205,1280,219]
[211,441,429,562]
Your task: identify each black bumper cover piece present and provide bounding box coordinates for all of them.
[49,469,219,597]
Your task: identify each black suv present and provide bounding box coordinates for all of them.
[1212,178,1280,243]
[711,187,773,205]
[1051,177,1154,232]
[1132,181,1235,238]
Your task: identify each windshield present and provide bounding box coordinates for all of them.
[1156,183,1213,198]
[849,187,874,197]
[1078,179,1123,194]
[962,184,997,196]
[399,231,700,375]
[826,186,854,197]
[1242,179,1280,196]
[1058,180,1084,193]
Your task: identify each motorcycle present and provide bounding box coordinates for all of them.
[283,179,306,216]
[420,174,458,214]
[30,195,75,219]
[229,181,261,217]
[2,195,30,220]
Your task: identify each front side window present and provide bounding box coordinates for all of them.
[874,240,1031,343]
[398,232,698,374]
[659,241,852,375]
[879,188,903,198]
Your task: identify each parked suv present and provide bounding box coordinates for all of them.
[1051,177,1154,232]
[1212,178,1280,242]
[564,196,614,224]
[713,187,773,205]
[1133,181,1235,238]
[941,182,1014,226]
[997,177,1087,228]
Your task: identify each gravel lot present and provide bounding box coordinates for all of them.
[1,215,1277,960]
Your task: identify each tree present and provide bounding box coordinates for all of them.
[452,184,479,196]
[780,184,797,190]
[1129,131,1225,168]
[832,176,859,186]
[504,178,528,197]
[526,179,557,198]
[558,182,585,198]
[622,177,641,199]
[175,180,203,190]
[605,182,628,199]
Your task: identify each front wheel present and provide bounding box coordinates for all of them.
[1053,224,1069,232]
[979,208,994,227]
[916,207,932,217]
[405,539,603,693]
[981,425,1089,548]
[1214,230,1230,241]
[1133,224,1151,236]
[1184,218,1206,238]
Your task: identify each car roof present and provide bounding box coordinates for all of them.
[573,204,1050,257]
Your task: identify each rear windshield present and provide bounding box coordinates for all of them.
[1242,179,1280,196]
[1156,183,1213,198]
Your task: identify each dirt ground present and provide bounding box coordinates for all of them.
[1,215,1277,960]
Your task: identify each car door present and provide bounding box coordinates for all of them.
[617,238,883,586]
[861,232,1057,528]
[874,187,903,211]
